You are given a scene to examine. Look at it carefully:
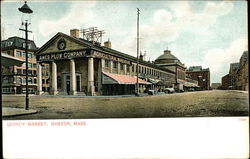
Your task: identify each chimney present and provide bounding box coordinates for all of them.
[164,49,171,54]
[104,39,111,48]
[139,51,144,61]
[70,29,80,38]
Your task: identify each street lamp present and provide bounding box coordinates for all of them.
[18,1,33,110]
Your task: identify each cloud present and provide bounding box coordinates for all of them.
[203,38,248,82]
[118,1,234,59]
[38,2,96,37]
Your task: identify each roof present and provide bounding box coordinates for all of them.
[186,66,210,72]
[1,36,38,51]
[1,53,24,67]
[36,32,176,75]
[229,62,240,73]
[155,52,179,61]
[103,72,151,85]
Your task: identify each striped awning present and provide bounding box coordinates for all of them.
[103,72,151,85]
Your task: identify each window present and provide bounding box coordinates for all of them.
[113,61,117,69]
[28,70,32,75]
[22,52,26,57]
[33,63,36,68]
[28,53,32,58]
[28,78,32,84]
[28,63,32,68]
[33,70,37,75]
[139,66,141,73]
[105,60,109,67]
[16,51,22,56]
[17,78,22,84]
[126,64,130,72]
[132,65,135,72]
[17,69,22,74]
[23,78,26,84]
[120,63,124,70]
[34,78,37,84]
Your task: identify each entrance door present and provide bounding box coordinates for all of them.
[76,75,80,92]
[66,81,70,94]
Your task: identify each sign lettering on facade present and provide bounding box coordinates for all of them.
[93,51,130,64]
[37,50,88,62]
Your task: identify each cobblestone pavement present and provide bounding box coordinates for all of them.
[2,90,249,119]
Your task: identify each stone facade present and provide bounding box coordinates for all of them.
[35,29,177,96]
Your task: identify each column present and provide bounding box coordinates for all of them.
[124,64,127,74]
[117,62,120,74]
[36,63,43,95]
[88,57,95,96]
[109,61,113,73]
[51,61,58,95]
[70,59,76,95]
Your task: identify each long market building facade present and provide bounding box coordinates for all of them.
[35,29,177,96]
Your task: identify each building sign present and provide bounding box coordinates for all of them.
[37,50,89,62]
[93,51,130,64]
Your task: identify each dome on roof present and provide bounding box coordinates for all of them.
[155,50,180,64]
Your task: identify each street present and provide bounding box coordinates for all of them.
[2,90,249,119]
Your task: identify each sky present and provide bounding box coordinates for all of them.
[1,0,248,83]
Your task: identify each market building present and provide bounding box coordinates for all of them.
[35,28,177,96]
[186,66,210,90]
[154,49,187,92]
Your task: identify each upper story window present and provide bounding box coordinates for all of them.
[105,60,109,68]
[126,64,130,72]
[28,63,32,68]
[120,63,124,70]
[28,53,32,58]
[113,61,117,69]
[22,43,32,49]
[16,51,22,56]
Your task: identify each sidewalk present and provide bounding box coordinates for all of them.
[2,107,37,117]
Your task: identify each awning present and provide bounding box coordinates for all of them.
[102,72,151,85]
[1,53,24,67]
[148,78,160,84]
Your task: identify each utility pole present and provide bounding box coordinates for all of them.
[18,1,33,110]
[136,8,140,96]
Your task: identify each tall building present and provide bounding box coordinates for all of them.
[221,51,248,91]
[1,36,50,94]
[237,51,248,91]
[35,28,177,96]
[186,66,210,90]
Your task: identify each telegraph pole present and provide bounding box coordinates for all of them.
[18,1,33,110]
[136,8,140,96]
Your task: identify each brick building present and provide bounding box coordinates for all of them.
[1,36,50,94]
[186,66,210,90]
[237,51,248,91]
[221,51,248,91]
